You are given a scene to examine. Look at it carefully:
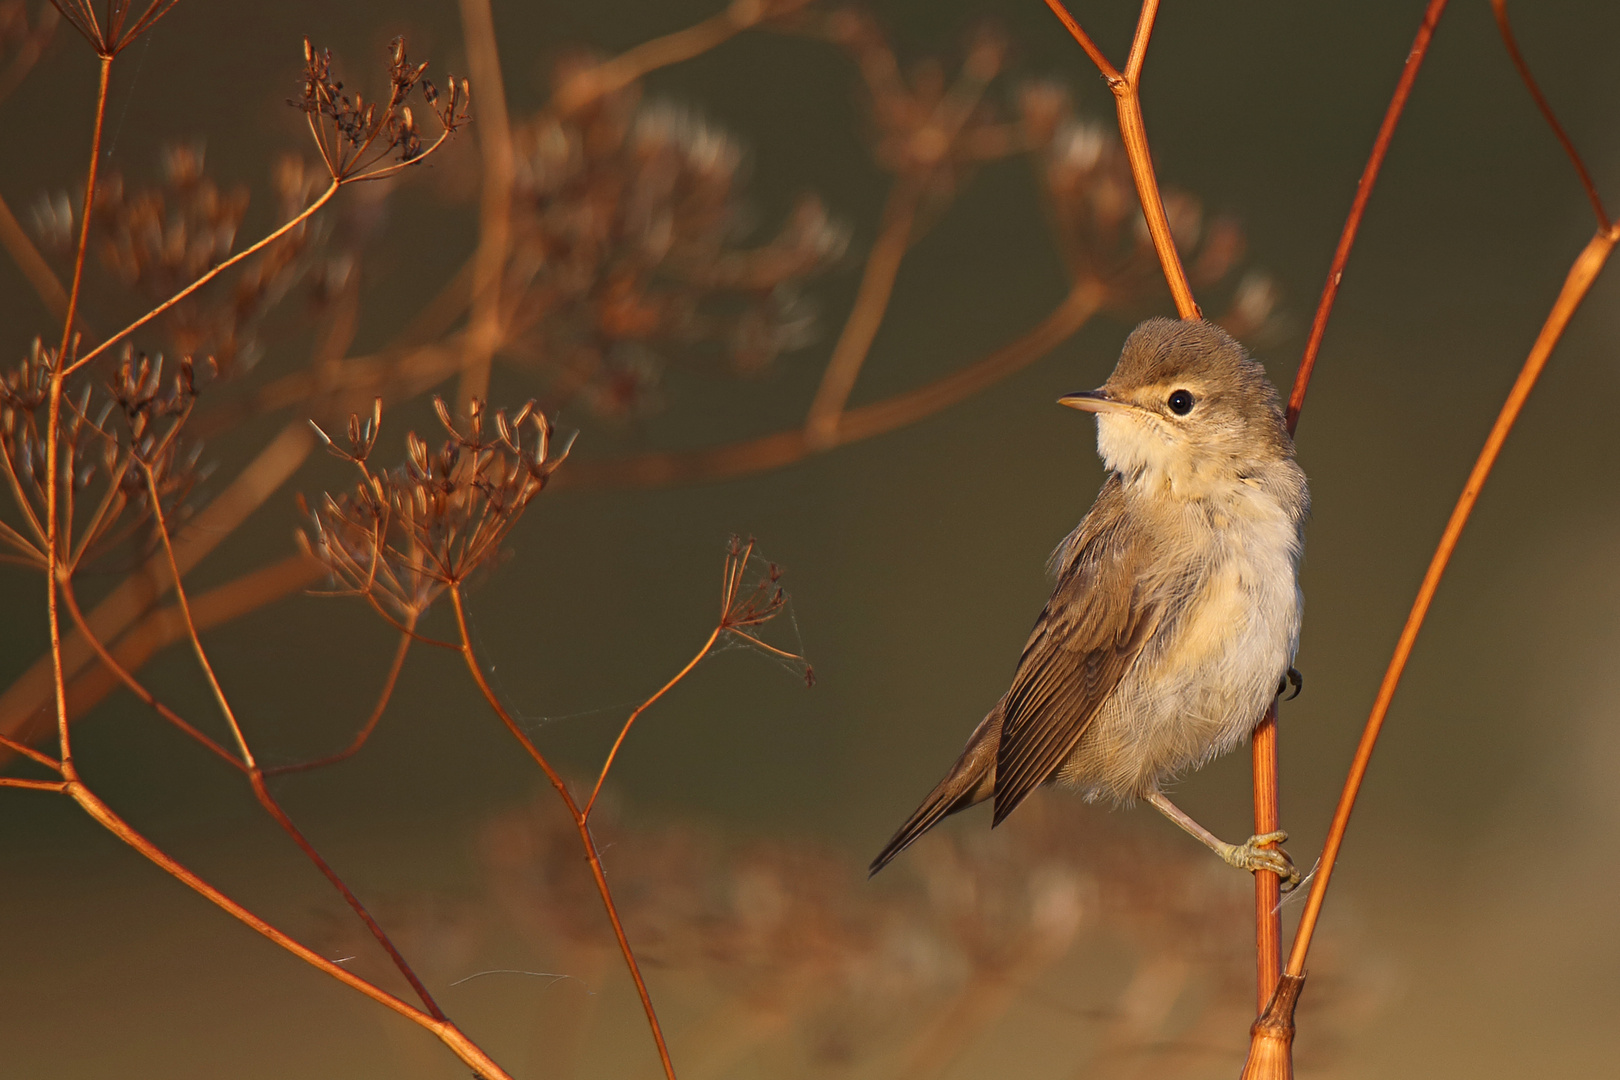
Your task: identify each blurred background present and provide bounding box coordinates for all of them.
[2,1,1619,1077]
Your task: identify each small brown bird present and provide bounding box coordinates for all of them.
[871,318,1308,885]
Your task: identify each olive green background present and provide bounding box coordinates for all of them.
[2,1,1619,1076]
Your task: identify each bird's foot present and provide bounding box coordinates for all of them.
[1219,831,1301,891]
[1276,667,1303,701]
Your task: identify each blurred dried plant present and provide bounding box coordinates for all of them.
[504,72,848,418]
[464,792,1385,1080]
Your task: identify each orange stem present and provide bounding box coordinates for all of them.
[64,181,339,376]
[1286,225,1617,978]
[263,623,415,777]
[448,585,679,1080]
[804,180,921,449]
[1287,0,1449,430]
[1490,1,1607,229]
[1243,0,1451,1024]
[585,626,721,820]
[1250,707,1281,1012]
[58,779,515,1079]
[1043,0,1199,319]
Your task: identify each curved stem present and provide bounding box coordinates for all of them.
[1285,225,1617,978]
[60,780,515,1079]
[448,584,679,1080]
[560,283,1099,489]
[263,623,415,777]
[804,180,921,448]
[1287,0,1449,430]
[585,626,721,820]
[1490,0,1608,229]
[64,181,339,376]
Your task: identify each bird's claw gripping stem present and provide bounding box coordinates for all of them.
[1221,830,1301,891]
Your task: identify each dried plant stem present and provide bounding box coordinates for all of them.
[63,179,340,376]
[0,421,315,746]
[57,54,111,361]
[0,777,69,791]
[585,626,722,818]
[56,778,516,1079]
[563,282,1100,488]
[457,0,514,409]
[1490,1,1608,228]
[264,623,415,777]
[58,580,244,770]
[1042,0,1199,319]
[44,53,114,773]
[0,191,70,320]
[804,179,921,448]
[1250,707,1281,1013]
[553,0,774,115]
[1286,224,1616,979]
[1287,0,1449,429]
[141,468,447,1017]
[448,584,680,1080]
[1245,0,1451,1033]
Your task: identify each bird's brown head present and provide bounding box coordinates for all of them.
[1061,318,1292,491]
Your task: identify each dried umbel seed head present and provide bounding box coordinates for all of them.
[50,0,178,57]
[505,76,846,419]
[1037,113,1279,335]
[301,397,572,622]
[292,36,468,182]
[0,342,203,570]
[825,12,1018,212]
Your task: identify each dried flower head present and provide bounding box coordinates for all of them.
[501,68,846,418]
[0,341,203,570]
[718,535,813,685]
[300,397,571,623]
[292,36,468,183]
[49,0,176,57]
[827,12,1019,217]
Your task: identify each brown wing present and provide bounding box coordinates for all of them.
[992,479,1158,825]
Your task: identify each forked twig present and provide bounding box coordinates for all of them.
[448,583,680,1080]
[1041,0,1199,319]
[1248,0,1452,1020]
[1247,4,1613,1072]
[141,463,448,1019]
[1286,224,1616,973]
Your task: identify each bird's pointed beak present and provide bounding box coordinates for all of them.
[1059,389,1127,413]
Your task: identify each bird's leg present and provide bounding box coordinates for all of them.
[1145,791,1301,890]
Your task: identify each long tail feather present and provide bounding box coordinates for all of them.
[869,708,1001,876]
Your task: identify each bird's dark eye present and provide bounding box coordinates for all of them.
[1167,389,1195,415]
